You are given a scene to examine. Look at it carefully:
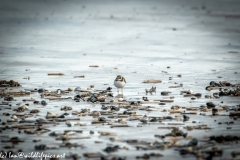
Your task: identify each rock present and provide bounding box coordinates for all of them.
[91,111,101,118]
[30,109,40,113]
[194,93,202,97]
[183,115,190,121]
[98,117,106,122]
[171,105,180,110]
[187,90,194,94]
[142,97,149,101]
[159,103,166,105]
[212,108,219,115]
[165,128,187,137]
[74,86,81,91]
[209,81,221,87]
[146,86,156,94]
[61,106,72,111]
[41,100,47,106]
[87,95,98,103]
[68,88,73,91]
[187,138,198,146]
[104,145,119,153]
[98,98,105,102]
[35,144,47,150]
[38,88,44,93]
[106,87,112,91]
[4,96,14,101]
[110,106,119,111]
[101,105,109,110]
[161,91,170,96]
[206,102,216,108]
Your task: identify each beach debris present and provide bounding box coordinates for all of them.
[47,73,64,76]
[41,100,47,105]
[74,75,85,78]
[183,115,190,121]
[145,86,156,95]
[209,135,240,143]
[46,112,65,119]
[61,106,72,111]
[89,65,99,67]
[169,83,183,88]
[1,137,24,143]
[0,80,21,87]
[83,152,102,158]
[103,145,119,153]
[186,125,212,130]
[163,128,187,137]
[136,153,163,159]
[13,104,28,112]
[187,138,198,146]
[143,79,162,83]
[161,91,171,96]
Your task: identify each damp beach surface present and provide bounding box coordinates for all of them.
[0,0,240,159]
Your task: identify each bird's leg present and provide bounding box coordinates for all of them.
[121,88,123,95]
[117,89,119,95]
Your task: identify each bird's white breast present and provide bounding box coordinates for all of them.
[114,80,125,88]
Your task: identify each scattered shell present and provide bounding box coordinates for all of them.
[89,65,99,67]
[143,79,162,83]
[48,73,64,76]
[74,75,85,78]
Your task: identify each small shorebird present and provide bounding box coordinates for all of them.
[114,75,126,94]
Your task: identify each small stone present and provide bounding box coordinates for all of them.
[33,139,41,142]
[194,93,202,97]
[35,144,47,150]
[191,97,196,100]
[38,88,44,93]
[159,103,166,105]
[206,102,216,108]
[110,106,119,111]
[187,90,194,94]
[142,97,149,101]
[187,138,198,146]
[41,100,47,106]
[74,86,81,91]
[161,91,170,96]
[118,98,123,102]
[92,111,101,118]
[183,115,190,121]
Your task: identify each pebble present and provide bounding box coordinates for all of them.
[159,103,166,105]
[183,115,190,121]
[74,86,81,91]
[161,91,170,96]
[38,88,44,93]
[41,100,47,106]
[187,138,198,146]
[206,102,216,108]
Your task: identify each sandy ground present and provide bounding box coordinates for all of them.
[0,0,240,159]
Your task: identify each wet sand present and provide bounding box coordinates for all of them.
[0,0,240,159]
